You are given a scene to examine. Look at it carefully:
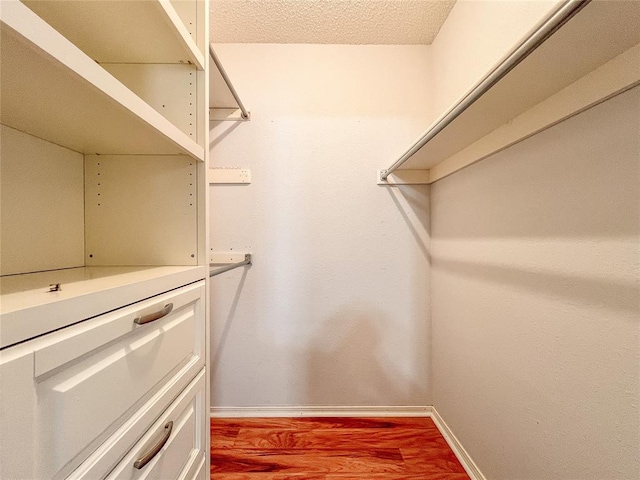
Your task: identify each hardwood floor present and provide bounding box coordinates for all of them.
[210,417,470,479]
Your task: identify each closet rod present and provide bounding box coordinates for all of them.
[380,0,590,181]
[209,44,250,120]
[209,254,252,277]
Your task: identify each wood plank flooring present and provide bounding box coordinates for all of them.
[211,417,470,479]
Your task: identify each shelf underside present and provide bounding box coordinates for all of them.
[22,0,204,68]
[399,1,640,175]
[0,4,204,159]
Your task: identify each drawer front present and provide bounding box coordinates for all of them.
[107,371,207,480]
[180,454,207,480]
[0,281,205,480]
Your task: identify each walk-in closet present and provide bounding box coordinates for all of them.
[1,0,638,479]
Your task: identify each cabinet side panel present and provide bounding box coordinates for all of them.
[171,0,203,53]
[0,346,38,480]
[0,125,85,275]
[85,155,197,266]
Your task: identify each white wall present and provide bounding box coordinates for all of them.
[209,44,432,408]
[429,0,561,118]
[431,87,640,479]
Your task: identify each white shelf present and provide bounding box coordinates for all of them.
[391,1,640,183]
[209,45,251,121]
[22,0,205,70]
[0,266,207,349]
[0,1,204,160]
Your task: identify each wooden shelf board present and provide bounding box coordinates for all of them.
[22,0,204,69]
[398,1,640,176]
[0,1,204,160]
[0,266,207,350]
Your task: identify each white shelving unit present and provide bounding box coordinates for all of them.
[380,0,640,185]
[22,0,206,68]
[1,1,204,159]
[1,1,210,478]
[0,0,209,345]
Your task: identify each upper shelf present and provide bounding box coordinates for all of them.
[22,0,205,69]
[382,0,640,184]
[0,1,204,160]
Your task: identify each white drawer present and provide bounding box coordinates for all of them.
[181,454,207,480]
[68,368,207,480]
[0,281,205,480]
[106,371,207,480]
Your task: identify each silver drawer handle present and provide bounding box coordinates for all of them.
[133,303,173,325]
[133,421,173,469]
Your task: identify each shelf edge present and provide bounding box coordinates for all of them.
[158,0,206,70]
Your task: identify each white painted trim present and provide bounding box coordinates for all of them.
[210,405,432,418]
[430,407,486,480]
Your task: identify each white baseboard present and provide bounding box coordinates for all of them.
[210,405,432,418]
[430,406,486,480]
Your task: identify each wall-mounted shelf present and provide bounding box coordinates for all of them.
[380,0,640,185]
[0,1,204,160]
[22,0,205,69]
[209,44,251,121]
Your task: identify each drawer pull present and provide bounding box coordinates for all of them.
[133,421,173,469]
[134,303,173,325]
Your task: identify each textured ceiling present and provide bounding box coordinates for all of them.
[210,0,456,45]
